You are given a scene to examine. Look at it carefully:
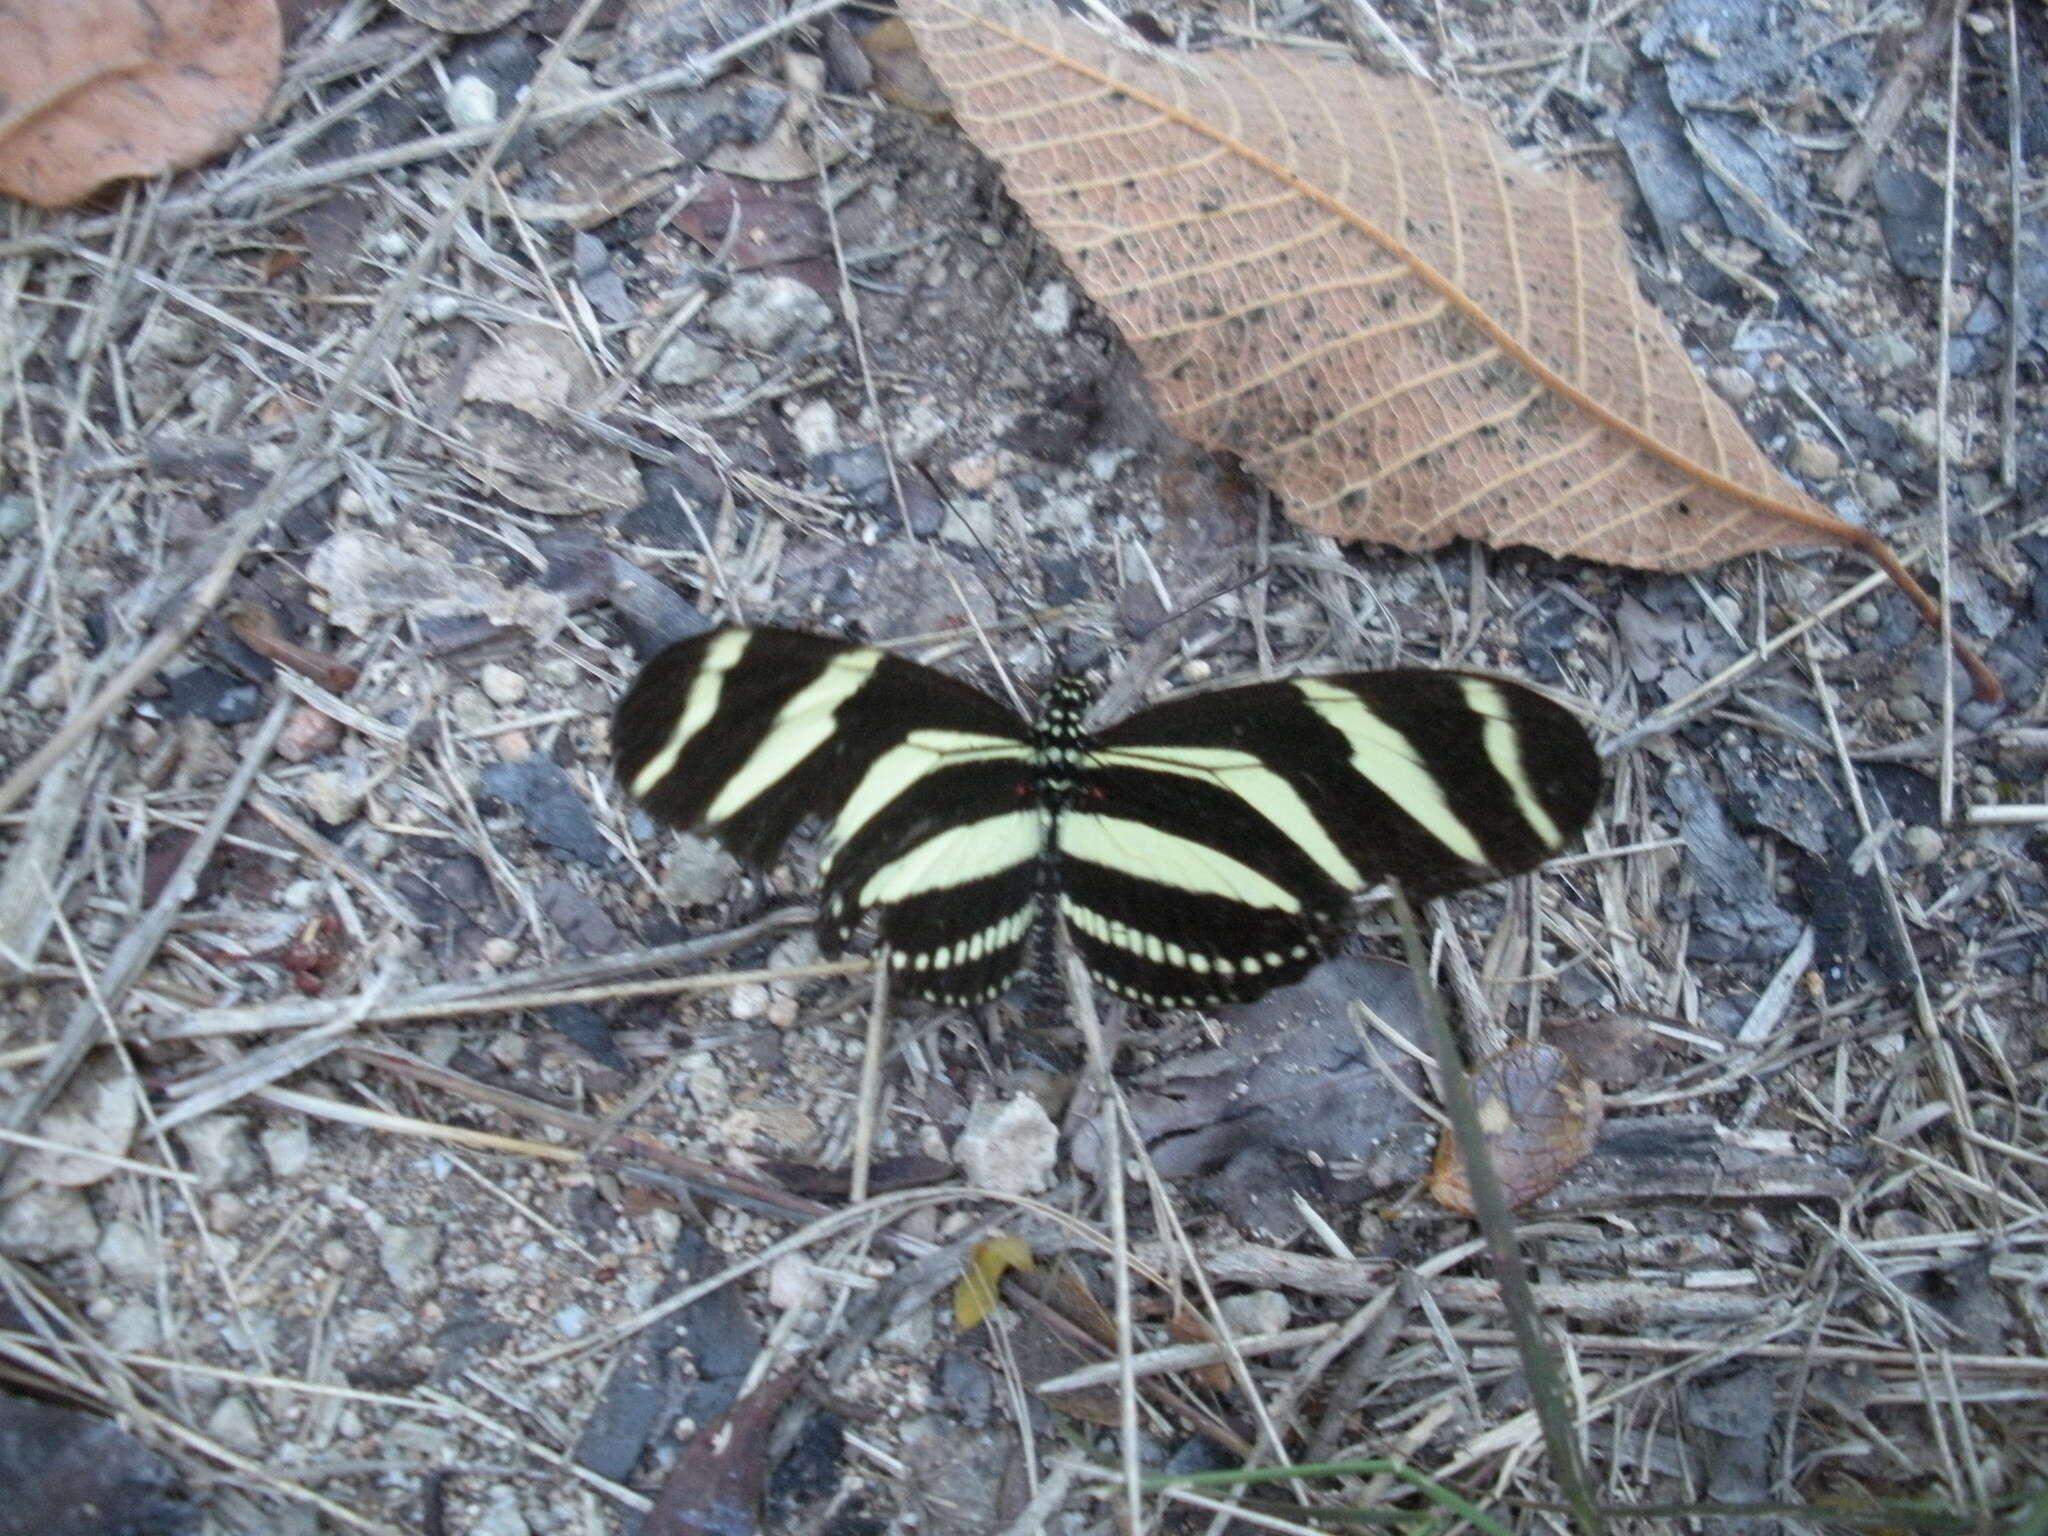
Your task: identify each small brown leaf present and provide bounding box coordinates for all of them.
[0,0,282,209]
[639,1366,802,1536]
[862,17,952,117]
[226,603,359,693]
[1430,1041,1603,1214]
[672,173,829,268]
[899,0,1998,702]
[532,121,681,229]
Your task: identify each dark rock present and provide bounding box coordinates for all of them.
[157,666,262,725]
[620,455,728,545]
[1113,959,1436,1239]
[766,1410,845,1519]
[479,756,612,867]
[0,1393,196,1536]
[814,444,891,509]
[608,557,707,656]
[1871,161,1988,281]
[539,877,626,955]
[545,1004,627,1069]
[935,1348,996,1426]
[1663,766,1801,962]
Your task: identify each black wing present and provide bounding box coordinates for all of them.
[1058,669,1598,1007]
[615,626,1045,1005]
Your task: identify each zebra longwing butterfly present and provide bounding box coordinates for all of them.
[614,626,1598,1009]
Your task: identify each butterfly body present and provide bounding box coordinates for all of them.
[615,625,1598,1009]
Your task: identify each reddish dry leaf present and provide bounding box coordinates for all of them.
[1430,1041,1603,1215]
[0,0,282,209]
[226,603,359,692]
[899,0,1998,702]
[640,1366,802,1536]
[672,172,829,268]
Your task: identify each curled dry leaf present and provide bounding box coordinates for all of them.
[0,0,282,209]
[1429,1041,1603,1214]
[899,0,1998,702]
[953,1232,1034,1329]
[226,603,359,692]
[860,17,952,118]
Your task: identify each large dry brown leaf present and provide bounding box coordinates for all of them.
[0,0,281,209]
[899,0,1998,701]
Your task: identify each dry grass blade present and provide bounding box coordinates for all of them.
[900,0,1999,702]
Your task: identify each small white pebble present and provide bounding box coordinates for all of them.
[1710,365,1756,406]
[767,1253,825,1312]
[480,937,518,967]
[787,398,842,458]
[445,74,499,131]
[1030,281,1073,336]
[553,1303,590,1339]
[728,980,771,1021]
[479,662,528,706]
[1902,826,1943,866]
[1788,438,1840,481]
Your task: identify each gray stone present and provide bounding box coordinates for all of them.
[260,1122,313,1179]
[103,1299,161,1352]
[445,75,499,131]
[705,274,831,352]
[1711,365,1756,405]
[1218,1288,1291,1337]
[1788,438,1840,480]
[651,333,724,387]
[472,1487,531,1536]
[1862,331,1918,376]
[376,1223,443,1299]
[97,1218,158,1286]
[479,662,528,706]
[0,1184,99,1260]
[1903,825,1943,866]
[660,833,741,907]
[205,1394,265,1457]
[956,1095,1057,1195]
[176,1115,260,1190]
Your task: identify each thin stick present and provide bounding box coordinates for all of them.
[1060,935,1144,1536]
[1933,8,1961,825]
[149,911,818,1040]
[1385,883,1606,1535]
[1997,0,2023,488]
[849,957,890,1204]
